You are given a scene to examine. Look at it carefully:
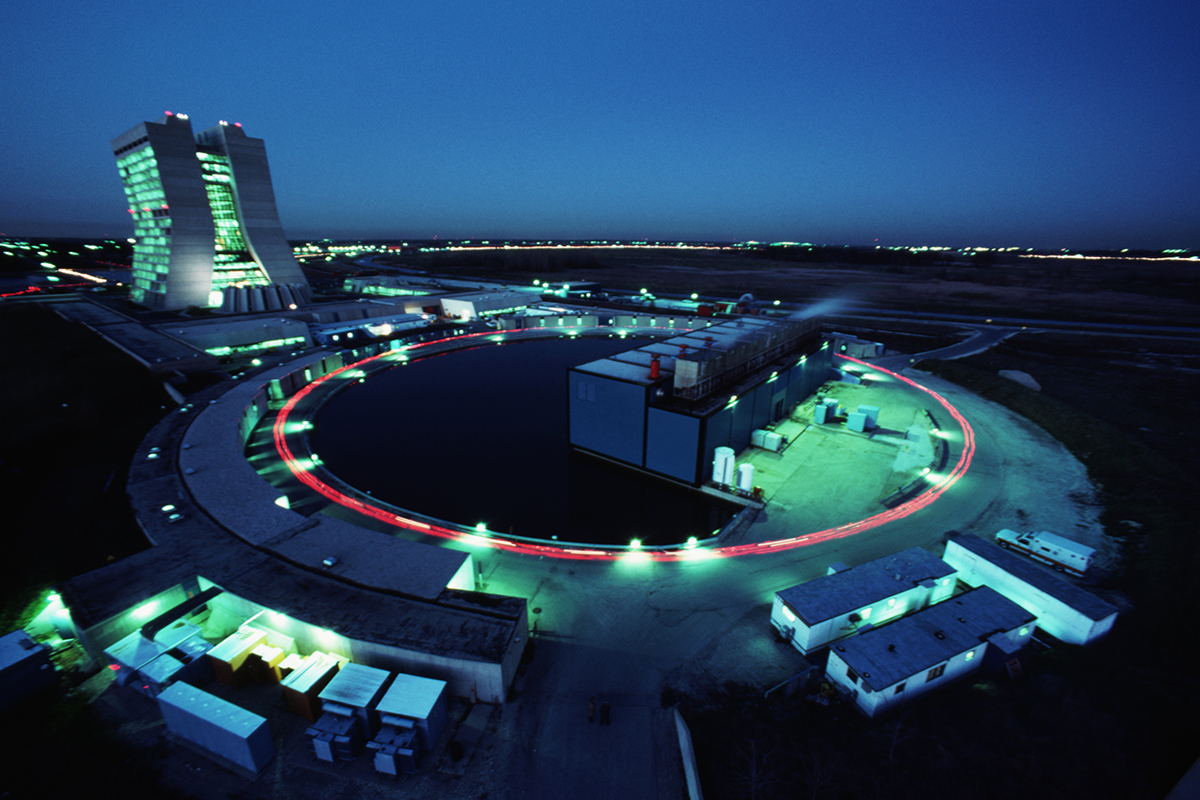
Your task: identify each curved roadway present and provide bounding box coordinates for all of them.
[235,326,1102,799]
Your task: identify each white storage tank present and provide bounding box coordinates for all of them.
[713,447,735,485]
[736,463,755,493]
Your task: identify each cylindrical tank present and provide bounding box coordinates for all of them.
[713,447,735,485]
[737,463,755,493]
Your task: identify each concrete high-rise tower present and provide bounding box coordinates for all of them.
[111,112,309,311]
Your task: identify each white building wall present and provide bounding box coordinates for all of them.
[441,298,478,320]
[943,541,1115,645]
[771,576,957,655]
[448,557,477,592]
[828,643,985,718]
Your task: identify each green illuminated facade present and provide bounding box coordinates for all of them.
[112,113,308,310]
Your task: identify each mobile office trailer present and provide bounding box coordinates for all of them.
[994,529,1095,577]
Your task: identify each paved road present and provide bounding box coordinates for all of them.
[872,324,1021,371]
[439,367,1103,799]
[241,326,1104,800]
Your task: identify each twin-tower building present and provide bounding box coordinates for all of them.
[111,113,310,311]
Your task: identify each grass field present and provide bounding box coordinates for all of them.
[378,247,1200,326]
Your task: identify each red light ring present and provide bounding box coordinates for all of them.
[273,338,974,561]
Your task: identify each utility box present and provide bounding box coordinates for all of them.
[0,631,56,711]
[281,651,343,722]
[814,398,839,425]
[106,630,207,696]
[138,652,187,697]
[244,643,286,684]
[367,726,419,775]
[318,662,392,739]
[105,631,166,689]
[375,672,448,752]
[307,712,361,762]
[157,682,274,777]
[207,628,267,688]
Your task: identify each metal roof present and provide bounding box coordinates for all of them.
[319,662,391,709]
[573,357,663,383]
[777,547,957,625]
[376,672,447,720]
[832,586,1036,691]
[570,315,796,387]
[946,533,1117,621]
[159,682,266,737]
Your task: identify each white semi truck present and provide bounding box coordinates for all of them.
[994,529,1095,577]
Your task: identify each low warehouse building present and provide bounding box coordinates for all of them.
[440,291,531,321]
[942,532,1117,645]
[157,316,312,358]
[826,586,1037,718]
[771,547,957,655]
[569,315,831,485]
[59,351,528,705]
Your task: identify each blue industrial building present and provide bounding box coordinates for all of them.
[568,315,830,485]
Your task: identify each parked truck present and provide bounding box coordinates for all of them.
[994,529,1095,577]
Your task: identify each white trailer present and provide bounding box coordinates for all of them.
[994,529,1094,577]
[943,533,1117,646]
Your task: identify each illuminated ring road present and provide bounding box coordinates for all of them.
[272,329,975,561]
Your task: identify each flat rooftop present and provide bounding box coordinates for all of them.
[53,297,217,372]
[833,586,1036,691]
[947,532,1118,621]
[571,316,797,389]
[778,547,957,625]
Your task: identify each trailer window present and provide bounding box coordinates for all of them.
[926,664,946,682]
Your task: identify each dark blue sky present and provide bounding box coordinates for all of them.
[3,0,1197,248]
